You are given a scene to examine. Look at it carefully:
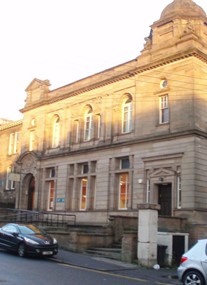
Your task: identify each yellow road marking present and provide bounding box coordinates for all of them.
[59,262,174,285]
[60,263,148,283]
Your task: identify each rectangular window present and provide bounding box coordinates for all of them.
[8,132,19,154]
[82,164,89,174]
[84,113,92,141]
[177,176,181,209]
[46,167,56,178]
[29,131,35,151]
[80,178,87,210]
[120,157,130,169]
[6,167,15,190]
[118,173,128,209]
[48,181,55,211]
[159,95,169,124]
[52,118,60,148]
[122,102,132,133]
[50,167,56,178]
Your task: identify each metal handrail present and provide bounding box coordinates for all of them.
[0,209,76,227]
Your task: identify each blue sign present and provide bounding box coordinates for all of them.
[56,198,65,203]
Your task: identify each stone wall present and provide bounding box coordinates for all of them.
[51,230,114,252]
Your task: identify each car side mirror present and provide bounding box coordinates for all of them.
[12,232,19,237]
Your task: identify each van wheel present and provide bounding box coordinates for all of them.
[183,270,205,285]
[18,243,26,257]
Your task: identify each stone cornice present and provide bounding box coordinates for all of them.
[20,47,207,114]
[41,128,207,160]
[0,119,22,131]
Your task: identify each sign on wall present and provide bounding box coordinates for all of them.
[8,173,21,182]
[56,198,65,203]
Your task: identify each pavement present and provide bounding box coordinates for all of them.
[52,249,180,285]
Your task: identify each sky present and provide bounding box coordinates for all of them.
[1,0,207,120]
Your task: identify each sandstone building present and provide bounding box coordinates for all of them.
[1,0,207,255]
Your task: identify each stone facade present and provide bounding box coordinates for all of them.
[0,0,207,247]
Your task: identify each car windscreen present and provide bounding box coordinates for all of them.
[18,225,43,235]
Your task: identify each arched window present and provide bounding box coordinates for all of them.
[52,115,60,148]
[122,95,132,133]
[84,106,93,141]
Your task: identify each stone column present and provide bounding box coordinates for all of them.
[137,204,160,267]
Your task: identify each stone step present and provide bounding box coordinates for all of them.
[86,245,122,260]
[112,242,122,248]
[67,224,113,234]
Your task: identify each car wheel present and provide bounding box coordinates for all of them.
[18,243,26,257]
[183,270,205,285]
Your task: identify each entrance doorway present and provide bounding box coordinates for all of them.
[158,183,172,216]
[173,235,185,265]
[28,176,35,210]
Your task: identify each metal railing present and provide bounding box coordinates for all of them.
[0,208,76,227]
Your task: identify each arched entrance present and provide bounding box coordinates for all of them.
[20,174,36,210]
[15,151,38,210]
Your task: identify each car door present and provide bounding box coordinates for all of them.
[200,242,207,275]
[0,225,19,249]
[0,227,7,248]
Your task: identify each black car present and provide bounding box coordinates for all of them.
[0,223,58,257]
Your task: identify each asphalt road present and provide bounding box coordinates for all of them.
[0,248,181,285]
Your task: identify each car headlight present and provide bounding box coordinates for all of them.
[53,237,58,244]
[24,237,39,245]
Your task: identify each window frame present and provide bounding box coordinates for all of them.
[159,95,169,124]
[84,109,93,141]
[82,164,89,174]
[118,173,129,210]
[8,132,19,155]
[122,97,132,133]
[80,178,87,211]
[52,116,60,148]
[6,166,15,190]
[48,180,55,211]
[120,157,130,169]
